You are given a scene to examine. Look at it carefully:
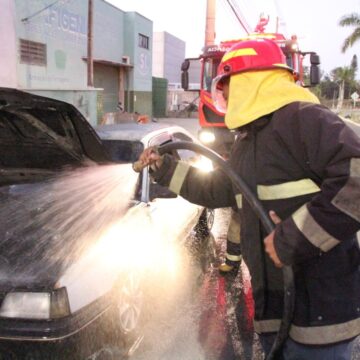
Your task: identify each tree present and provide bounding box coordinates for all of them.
[351,54,358,74]
[331,66,356,110]
[339,13,360,53]
[318,74,339,100]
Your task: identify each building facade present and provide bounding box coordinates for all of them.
[152,31,201,113]
[0,0,153,125]
[153,31,185,89]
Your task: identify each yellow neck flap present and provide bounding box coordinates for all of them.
[225,69,320,129]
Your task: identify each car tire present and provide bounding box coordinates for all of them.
[190,209,218,278]
[194,208,214,239]
[116,271,143,334]
[108,271,144,350]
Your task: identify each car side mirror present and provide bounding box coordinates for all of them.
[149,183,177,200]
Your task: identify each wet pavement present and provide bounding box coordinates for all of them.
[111,207,265,360]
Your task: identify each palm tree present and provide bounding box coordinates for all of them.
[351,54,358,74]
[339,13,360,53]
[331,66,356,110]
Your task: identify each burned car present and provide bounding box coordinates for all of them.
[0,89,213,359]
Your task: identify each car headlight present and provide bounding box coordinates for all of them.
[199,130,216,144]
[0,287,70,320]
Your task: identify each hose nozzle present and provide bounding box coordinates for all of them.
[132,160,146,173]
[132,146,160,173]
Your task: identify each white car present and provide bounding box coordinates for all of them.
[0,89,214,359]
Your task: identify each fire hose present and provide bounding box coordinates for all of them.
[133,141,295,360]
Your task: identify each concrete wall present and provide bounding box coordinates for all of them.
[163,32,185,85]
[153,32,165,78]
[152,31,185,87]
[15,0,88,90]
[124,12,153,115]
[93,1,125,62]
[2,0,153,123]
[0,0,17,88]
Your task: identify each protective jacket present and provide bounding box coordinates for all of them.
[152,101,360,345]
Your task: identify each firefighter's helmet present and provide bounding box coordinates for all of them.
[211,38,293,113]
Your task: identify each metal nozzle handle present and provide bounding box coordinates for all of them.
[132,160,146,173]
[132,146,160,173]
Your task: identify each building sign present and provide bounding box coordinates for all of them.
[138,52,149,76]
[22,1,87,47]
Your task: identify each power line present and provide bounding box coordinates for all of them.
[219,0,243,34]
[21,0,68,22]
[230,0,252,32]
[224,0,252,34]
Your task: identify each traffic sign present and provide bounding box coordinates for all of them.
[351,92,359,107]
[351,92,359,101]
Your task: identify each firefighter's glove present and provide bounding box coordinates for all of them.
[133,146,164,173]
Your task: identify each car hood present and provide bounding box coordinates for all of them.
[0,88,110,186]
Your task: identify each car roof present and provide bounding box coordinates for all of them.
[95,122,196,143]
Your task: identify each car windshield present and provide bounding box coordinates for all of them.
[101,140,144,163]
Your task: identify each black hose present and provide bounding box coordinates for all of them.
[157,141,295,360]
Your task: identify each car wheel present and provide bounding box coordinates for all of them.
[206,208,215,231]
[116,271,143,335]
[194,208,214,239]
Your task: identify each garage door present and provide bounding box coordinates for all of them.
[94,63,119,116]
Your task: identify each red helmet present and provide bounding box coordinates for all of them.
[211,38,293,112]
[218,38,292,79]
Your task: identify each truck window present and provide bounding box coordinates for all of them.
[203,58,221,92]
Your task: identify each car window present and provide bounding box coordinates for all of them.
[101,140,144,163]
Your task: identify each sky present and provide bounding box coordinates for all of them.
[107,0,360,78]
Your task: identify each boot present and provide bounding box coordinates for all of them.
[218,261,240,276]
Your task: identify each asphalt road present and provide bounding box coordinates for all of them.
[121,208,262,360]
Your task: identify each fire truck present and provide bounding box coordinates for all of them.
[181,20,321,156]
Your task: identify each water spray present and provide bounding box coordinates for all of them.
[133,141,295,360]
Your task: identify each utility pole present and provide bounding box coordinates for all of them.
[205,0,216,46]
[87,0,94,87]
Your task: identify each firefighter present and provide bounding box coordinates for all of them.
[138,38,360,359]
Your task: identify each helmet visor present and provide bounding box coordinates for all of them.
[211,75,228,114]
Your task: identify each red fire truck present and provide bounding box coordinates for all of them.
[181,29,321,156]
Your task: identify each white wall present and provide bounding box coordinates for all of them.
[0,0,17,87]
[152,32,165,78]
[152,31,185,85]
